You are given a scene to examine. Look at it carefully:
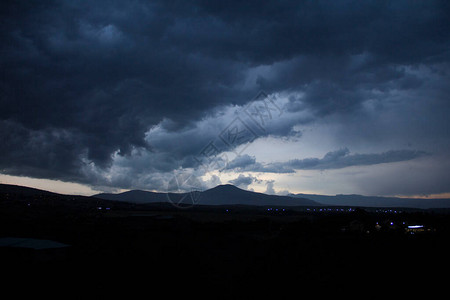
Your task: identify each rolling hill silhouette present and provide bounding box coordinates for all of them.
[0,183,59,197]
[290,193,450,209]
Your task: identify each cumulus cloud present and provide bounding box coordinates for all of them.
[265,180,276,195]
[229,174,259,189]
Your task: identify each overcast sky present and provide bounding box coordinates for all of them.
[1,0,449,197]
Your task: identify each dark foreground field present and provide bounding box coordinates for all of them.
[1,189,449,298]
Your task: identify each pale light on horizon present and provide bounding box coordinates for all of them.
[2,173,450,199]
[0,174,109,196]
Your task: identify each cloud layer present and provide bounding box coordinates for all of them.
[1,0,449,195]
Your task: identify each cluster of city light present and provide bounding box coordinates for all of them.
[375,209,403,214]
[267,208,286,212]
[306,208,354,212]
[97,206,111,210]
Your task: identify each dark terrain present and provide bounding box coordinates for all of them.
[1,184,449,297]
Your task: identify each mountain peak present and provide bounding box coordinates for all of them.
[209,184,243,191]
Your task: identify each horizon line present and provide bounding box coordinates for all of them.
[1,175,450,200]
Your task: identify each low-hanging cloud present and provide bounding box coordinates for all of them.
[225,148,429,173]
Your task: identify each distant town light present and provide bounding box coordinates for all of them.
[408,225,424,229]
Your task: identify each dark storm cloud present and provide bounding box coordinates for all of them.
[0,119,93,183]
[1,0,449,188]
[0,0,247,176]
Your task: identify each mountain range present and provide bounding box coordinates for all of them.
[96,184,450,209]
[95,184,319,206]
[1,183,450,209]
[95,184,450,209]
